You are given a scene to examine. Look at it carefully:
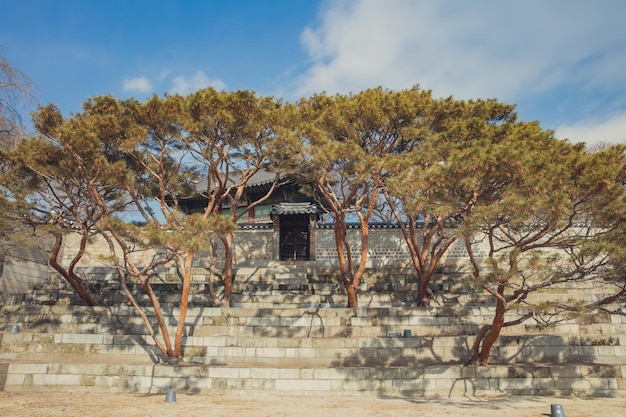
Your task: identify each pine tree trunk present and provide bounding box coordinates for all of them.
[477,313,504,366]
[206,239,223,306]
[470,325,491,364]
[174,252,193,360]
[221,232,234,307]
[418,278,432,307]
[473,284,506,366]
[138,277,178,363]
[48,231,98,306]
[346,283,359,308]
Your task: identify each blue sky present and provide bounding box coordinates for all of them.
[1,0,625,146]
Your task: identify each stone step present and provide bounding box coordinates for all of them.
[2,304,618,326]
[4,319,623,342]
[3,303,622,338]
[0,289,494,309]
[5,283,608,311]
[2,332,624,367]
[3,362,624,397]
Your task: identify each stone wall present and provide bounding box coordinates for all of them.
[233,228,274,265]
[29,223,585,290]
[59,225,485,271]
[314,226,488,269]
[315,228,412,263]
[0,248,49,294]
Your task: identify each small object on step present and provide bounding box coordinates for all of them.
[165,390,176,403]
[550,404,565,417]
[388,332,402,338]
[403,329,412,338]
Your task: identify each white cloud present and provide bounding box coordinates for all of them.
[122,77,152,93]
[295,0,626,102]
[170,71,226,95]
[556,112,626,146]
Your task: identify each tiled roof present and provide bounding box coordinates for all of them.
[237,222,273,229]
[271,202,319,216]
[193,168,281,194]
[317,221,426,229]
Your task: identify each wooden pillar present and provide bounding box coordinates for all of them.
[308,213,317,261]
[271,214,280,262]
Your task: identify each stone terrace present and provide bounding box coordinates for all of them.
[1,265,625,397]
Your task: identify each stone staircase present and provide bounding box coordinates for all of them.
[1,267,625,397]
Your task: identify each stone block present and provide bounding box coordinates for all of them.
[199,335,226,347]
[437,377,470,392]
[424,366,463,379]
[311,338,343,348]
[350,317,375,326]
[381,316,409,326]
[149,377,174,390]
[407,316,449,326]
[33,373,82,386]
[199,345,219,358]
[341,377,383,391]
[392,377,430,392]
[296,348,316,359]
[596,346,615,356]
[219,346,247,357]
[554,377,592,390]
[210,367,245,379]
[277,338,301,348]
[498,377,534,390]
[554,324,580,335]
[353,327,384,337]
[3,373,25,387]
[542,345,565,359]
[0,352,18,361]
[300,368,315,379]
[256,347,286,358]
[613,346,626,357]
[9,363,49,374]
[275,379,331,391]
[242,378,272,391]
[246,317,281,327]
[264,368,302,380]
[94,375,132,388]
[311,368,343,380]
[248,368,279,379]
[475,366,509,379]
[154,365,205,378]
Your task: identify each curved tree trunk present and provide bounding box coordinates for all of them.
[417,278,433,307]
[331,219,358,308]
[346,283,359,309]
[173,252,194,360]
[471,284,506,366]
[470,284,535,366]
[476,311,505,366]
[139,277,178,364]
[117,268,169,360]
[206,239,224,307]
[106,231,181,364]
[48,231,98,306]
[220,232,234,307]
[470,324,492,365]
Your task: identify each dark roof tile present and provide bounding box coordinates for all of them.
[271,202,319,216]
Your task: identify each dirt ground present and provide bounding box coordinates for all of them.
[0,391,624,417]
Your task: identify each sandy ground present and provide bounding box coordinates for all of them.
[0,391,624,417]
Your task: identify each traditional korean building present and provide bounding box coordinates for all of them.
[177,168,321,262]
